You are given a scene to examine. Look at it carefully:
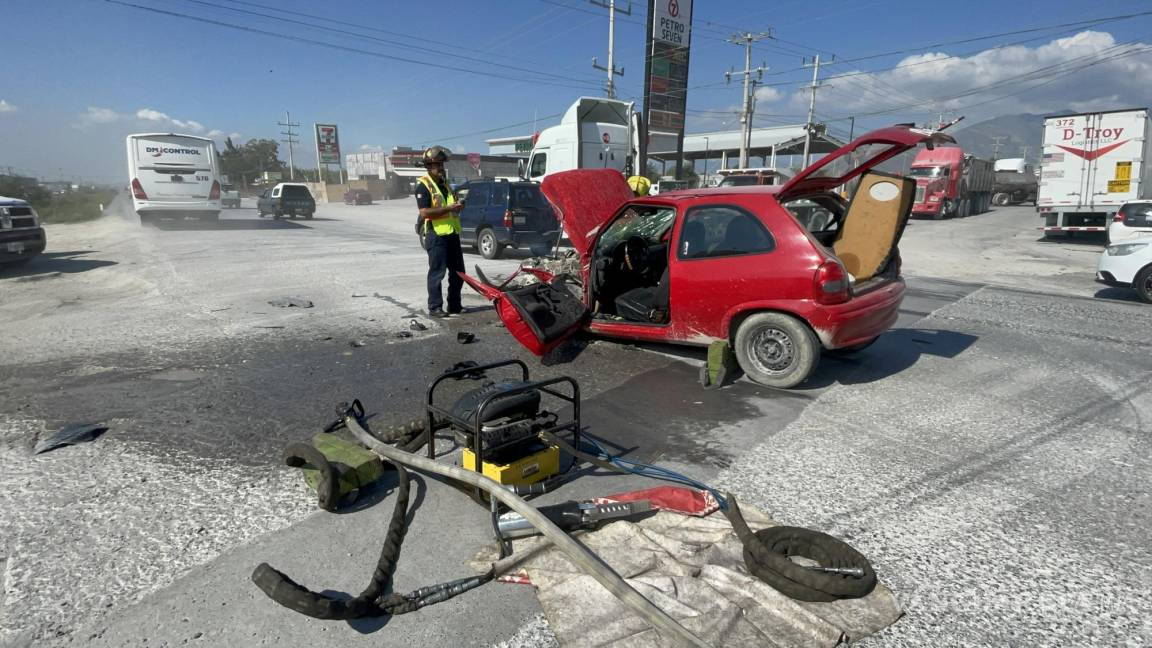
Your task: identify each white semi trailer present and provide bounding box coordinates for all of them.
[1038,108,1152,236]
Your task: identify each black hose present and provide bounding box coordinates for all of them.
[253,405,493,620]
[721,495,876,602]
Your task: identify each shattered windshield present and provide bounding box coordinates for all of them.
[595,205,676,255]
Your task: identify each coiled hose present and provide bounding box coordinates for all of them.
[252,403,492,620]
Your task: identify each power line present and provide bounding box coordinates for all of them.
[173,0,607,88]
[427,112,565,144]
[105,0,606,92]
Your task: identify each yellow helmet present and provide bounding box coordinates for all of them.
[627,175,651,196]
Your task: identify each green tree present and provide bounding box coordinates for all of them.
[219,138,285,185]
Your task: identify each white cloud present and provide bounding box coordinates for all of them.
[753,86,781,104]
[206,129,224,138]
[228,132,242,140]
[77,106,123,126]
[134,108,206,133]
[0,100,16,113]
[358,144,384,151]
[772,30,1152,125]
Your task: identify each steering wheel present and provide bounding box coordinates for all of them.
[622,235,649,274]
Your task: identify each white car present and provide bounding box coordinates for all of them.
[1107,201,1152,244]
[1097,238,1152,303]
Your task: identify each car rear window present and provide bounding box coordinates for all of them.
[1120,202,1152,227]
[510,185,544,207]
[282,185,312,199]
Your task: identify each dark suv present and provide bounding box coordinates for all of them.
[456,180,559,259]
[257,183,315,219]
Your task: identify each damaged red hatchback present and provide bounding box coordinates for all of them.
[463,126,954,388]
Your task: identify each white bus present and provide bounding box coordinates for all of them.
[126,133,221,225]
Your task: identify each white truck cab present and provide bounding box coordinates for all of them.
[524,97,643,182]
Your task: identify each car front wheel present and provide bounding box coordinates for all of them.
[733,312,820,388]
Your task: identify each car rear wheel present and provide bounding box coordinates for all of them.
[734,312,820,389]
[993,192,1010,206]
[1134,265,1152,304]
[477,228,504,260]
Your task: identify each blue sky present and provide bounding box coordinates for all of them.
[2,0,1151,182]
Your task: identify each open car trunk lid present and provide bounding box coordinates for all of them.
[778,125,955,202]
[540,169,634,256]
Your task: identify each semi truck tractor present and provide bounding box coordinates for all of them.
[1038,108,1152,236]
[991,158,1037,206]
[908,146,994,219]
[523,97,644,182]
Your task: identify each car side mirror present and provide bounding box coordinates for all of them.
[517,159,526,180]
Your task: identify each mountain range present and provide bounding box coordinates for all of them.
[950,113,1048,163]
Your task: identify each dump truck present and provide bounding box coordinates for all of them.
[991,158,1037,206]
[908,146,994,219]
[1038,108,1152,236]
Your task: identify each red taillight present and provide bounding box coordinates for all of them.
[814,260,850,305]
[131,178,148,200]
[504,209,513,227]
[209,180,221,200]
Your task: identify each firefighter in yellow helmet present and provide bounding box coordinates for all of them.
[415,146,466,318]
[627,175,651,197]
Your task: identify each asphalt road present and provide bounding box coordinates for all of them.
[1,196,1149,647]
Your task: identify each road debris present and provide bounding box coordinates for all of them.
[409,319,428,331]
[395,331,412,339]
[267,297,313,308]
[33,422,108,455]
[457,331,476,344]
[350,340,365,348]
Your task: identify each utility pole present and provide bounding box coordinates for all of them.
[726,31,771,169]
[801,53,833,168]
[590,0,630,99]
[1020,145,1030,163]
[278,111,300,181]
[991,136,1006,161]
[848,116,856,141]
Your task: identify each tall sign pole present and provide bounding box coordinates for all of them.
[645,0,694,180]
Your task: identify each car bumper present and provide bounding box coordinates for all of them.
[136,200,221,213]
[0,227,47,261]
[808,278,906,349]
[500,229,562,247]
[911,202,943,217]
[1097,249,1148,284]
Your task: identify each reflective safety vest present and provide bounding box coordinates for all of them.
[417,175,461,236]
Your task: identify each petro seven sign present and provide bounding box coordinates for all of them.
[644,0,693,176]
[654,0,691,45]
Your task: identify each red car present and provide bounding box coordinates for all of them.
[343,189,373,205]
[463,125,953,388]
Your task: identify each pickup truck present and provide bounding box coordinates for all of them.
[0,196,47,267]
[257,183,315,220]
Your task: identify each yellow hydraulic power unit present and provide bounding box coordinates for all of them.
[425,359,581,497]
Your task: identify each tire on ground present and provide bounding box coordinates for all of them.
[993,192,1010,206]
[733,312,820,389]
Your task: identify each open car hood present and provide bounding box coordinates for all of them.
[778,125,956,201]
[541,169,635,255]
